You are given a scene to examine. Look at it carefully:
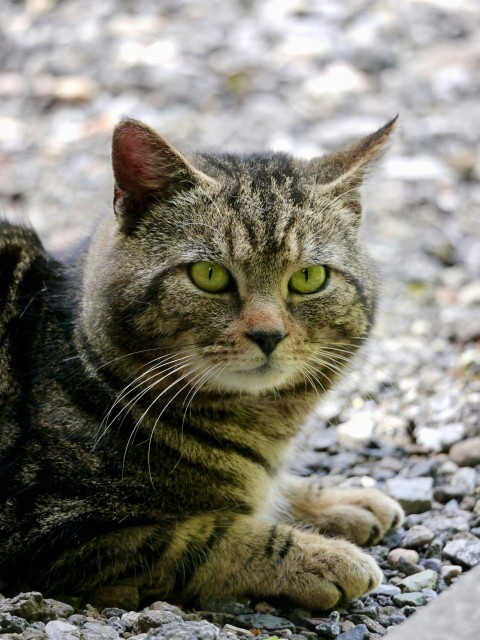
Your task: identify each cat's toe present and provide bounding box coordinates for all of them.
[296,486,404,546]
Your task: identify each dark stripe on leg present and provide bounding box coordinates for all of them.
[277,530,294,564]
[265,524,277,557]
[172,518,232,594]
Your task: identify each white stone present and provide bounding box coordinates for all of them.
[45,620,80,640]
[416,423,466,452]
[337,411,375,447]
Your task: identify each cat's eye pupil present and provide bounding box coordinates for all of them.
[303,268,309,282]
[208,267,213,280]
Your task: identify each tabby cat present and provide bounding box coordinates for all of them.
[0,117,403,611]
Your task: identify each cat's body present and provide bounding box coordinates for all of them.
[0,118,403,611]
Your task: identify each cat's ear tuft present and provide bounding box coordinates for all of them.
[111,118,214,233]
[312,116,398,189]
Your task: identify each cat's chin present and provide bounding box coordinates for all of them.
[206,364,295,395]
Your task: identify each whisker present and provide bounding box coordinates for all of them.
[146,362,226,484]
[122,364,203,480]
[93,354,198,449]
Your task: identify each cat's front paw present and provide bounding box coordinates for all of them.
[281,534,382,610]
[292,485,404,546]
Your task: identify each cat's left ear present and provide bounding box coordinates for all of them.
[111,118,215,233]
[309,116,397,217]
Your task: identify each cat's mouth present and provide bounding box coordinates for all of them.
[205,358,295,394]
[236,361,273,374]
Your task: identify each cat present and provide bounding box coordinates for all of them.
[0,116,403,612]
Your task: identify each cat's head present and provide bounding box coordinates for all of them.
[82,117,396,396]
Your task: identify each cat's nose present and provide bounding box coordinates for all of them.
[246,330,286,356]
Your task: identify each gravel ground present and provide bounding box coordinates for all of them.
[1,0,480,638]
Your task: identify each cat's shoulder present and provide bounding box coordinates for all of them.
[0,221,54,324]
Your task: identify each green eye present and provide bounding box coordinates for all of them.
[289,265,328,294]
[189,261,232,293]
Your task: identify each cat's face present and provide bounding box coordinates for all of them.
[82,119,395,397]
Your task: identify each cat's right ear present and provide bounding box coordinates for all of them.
[111,118,215,233]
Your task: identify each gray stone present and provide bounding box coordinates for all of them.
[315,611,341,638]
[133,610,184,634]
[0,593,59,623]
[386,478,433,514]
[372,584,401,597]
[450,467,477,495]
[235,613,295,632]
[146,620,220,640]
[101,608,127,619]
[345,614,385,634]
[45,620,80,640]
[393,592,428,607]
[401,524,434,548]
[336,624,369,640]
[0,613,29,633]
[43,601,74,620]
[425,515,470,536]
[449,437,480,467]
[121,611,141,631]
[422,588,438,601]
[66,615,87,628]
[196,597,252,616]
[107,617,128,633]
[398,569,438,592]
[381,527,406,549]
[443,538,480,568]
[82,622,120,640]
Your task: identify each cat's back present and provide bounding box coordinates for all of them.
[0,221,62,473]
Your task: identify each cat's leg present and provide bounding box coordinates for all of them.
[142,514,383,610]
[60,514,383,610]
[278,474,404,546]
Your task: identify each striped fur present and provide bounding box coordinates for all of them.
[0,118,403,610]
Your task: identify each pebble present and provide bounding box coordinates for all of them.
[337,412,375,447]
[449,437,480,467]
[440,564,463,581]
[315,611,341,638]
[421,558,442,571]
[392,592,428,607]
[386,478,433,514]
[45,620,81,640]
[336,624,369,640]
[443,538,480,568]
[133,611,184,634]
[372,584,401,597]
[397,569,438,592]
[415,424,465,452]
[82,622,120,640]
[425,515,470,536]
[450,467,477,495]
[387,548,419,567]
[235,614,296,633]
[146,620,219,640]
[198,598,251,616]
[401,525,435,548]
[345,615,385,634]
[0,613,29,634]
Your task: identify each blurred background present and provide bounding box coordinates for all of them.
[1,0,479,448]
